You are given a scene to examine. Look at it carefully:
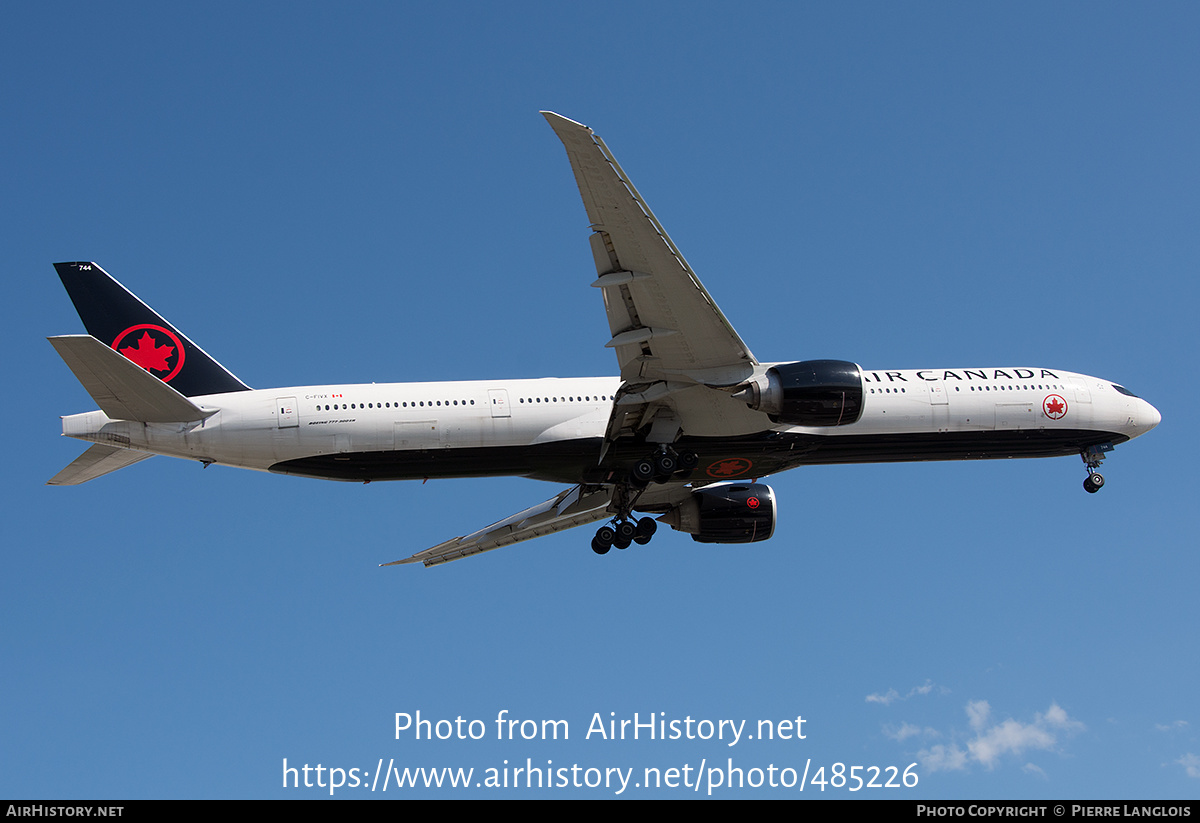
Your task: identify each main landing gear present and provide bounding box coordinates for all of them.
[629,446,698,488]
[590,446,698,555]
[591,517,657,554]
[1081,443,1113,494]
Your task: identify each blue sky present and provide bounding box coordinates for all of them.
[3,2,1197,799]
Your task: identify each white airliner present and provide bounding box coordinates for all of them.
[48,112,1161,567]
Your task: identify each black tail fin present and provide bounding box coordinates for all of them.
[54,262,251,397]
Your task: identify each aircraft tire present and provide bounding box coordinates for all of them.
[653,452,677,481]
[633,517,657,544]
[594,525,616,550]
[616,520,638,543]
[631,459,655,487]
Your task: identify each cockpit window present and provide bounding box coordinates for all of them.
[1112,384,1140,398]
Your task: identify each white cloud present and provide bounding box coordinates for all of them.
[1177,754,1200,779]
[885,721,938,742]
[867,679,945,706]
[914,701,1084,774]
[919,743,969,772]
[966,700,991,731]
[867,688,901,706]
[1155,720,1189,732]
[969,717,1057,769]
[1022,763,1048,779]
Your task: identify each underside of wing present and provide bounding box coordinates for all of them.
[542,112,757,388]
[382,485,614,568]
[543,112,770,449]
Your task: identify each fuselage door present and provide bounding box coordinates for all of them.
[1070,376,1093,404]
[488,389,511,418]
[276,396,298,428]
[928,383,948,405]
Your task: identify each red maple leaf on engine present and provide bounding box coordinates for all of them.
[120,332,175,373]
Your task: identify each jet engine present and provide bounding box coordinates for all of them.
[737,359,864,426]
[657,483,777,543]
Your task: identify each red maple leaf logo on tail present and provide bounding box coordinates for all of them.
[120,331,175,373]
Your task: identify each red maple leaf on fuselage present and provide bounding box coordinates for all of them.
[1046,398,1065,416]
[710,459,749,477]
[120,332,175,373]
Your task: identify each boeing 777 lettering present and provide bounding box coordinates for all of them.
[48,112,1161,567]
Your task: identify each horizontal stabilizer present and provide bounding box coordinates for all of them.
[383,485,613,568]
[47,444,154,485]
[48,335,218,423]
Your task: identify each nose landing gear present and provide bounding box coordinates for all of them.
[1081,443,1114,494]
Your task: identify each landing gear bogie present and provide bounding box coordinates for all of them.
[592,516,658,556]
[629,446,697,487]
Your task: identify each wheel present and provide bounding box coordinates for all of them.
[677,451,699,471]
[631,459,655,487]
[653,452,677,480]
[1087,472,1104,492]
[616,520,638,542]
[594,525,616,549]
[591,535,611,555]
[633,517,657,545]
[614,534,632,550]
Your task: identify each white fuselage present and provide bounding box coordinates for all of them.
[60,366,1160,483]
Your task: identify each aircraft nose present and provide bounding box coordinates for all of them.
[1143,399,1162,431]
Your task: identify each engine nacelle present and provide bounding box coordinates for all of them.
[737,359,864,426]
[658,483,777,543]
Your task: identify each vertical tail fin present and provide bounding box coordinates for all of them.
[54,262,251,397]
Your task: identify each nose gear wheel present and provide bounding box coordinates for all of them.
[1080,444,1113,494]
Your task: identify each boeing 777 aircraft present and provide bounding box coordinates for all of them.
[48,112,1161,567]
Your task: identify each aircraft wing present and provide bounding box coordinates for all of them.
[382,485,614,568]
[542,112,758,388]
[544,112,768,448]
